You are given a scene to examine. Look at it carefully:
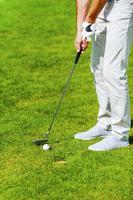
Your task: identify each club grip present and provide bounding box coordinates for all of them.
[74,47,82,64]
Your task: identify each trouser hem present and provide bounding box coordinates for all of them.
[97,121,111,131]
[111,131,129,140]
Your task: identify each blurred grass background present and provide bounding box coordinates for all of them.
[0,0,133,199]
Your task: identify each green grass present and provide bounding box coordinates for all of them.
[0,0,133,199]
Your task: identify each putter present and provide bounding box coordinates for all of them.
[33,47,82,146]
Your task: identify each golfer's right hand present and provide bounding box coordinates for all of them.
[75,31,88,52]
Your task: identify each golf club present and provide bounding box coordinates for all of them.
[33,47,82,147]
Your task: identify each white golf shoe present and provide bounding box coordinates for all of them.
[88,133,129,151]
[74,123,111,140]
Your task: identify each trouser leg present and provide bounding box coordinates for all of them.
[103,3,133,135]
[91,19,111,130]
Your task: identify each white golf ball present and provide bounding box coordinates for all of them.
[43,144,50,151]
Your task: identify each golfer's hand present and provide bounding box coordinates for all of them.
[82,38,89,51]
[75,31,89,52]
[82,22,96,50]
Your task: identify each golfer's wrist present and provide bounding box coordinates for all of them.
[77,24,83,32]
[85,16,95,24]
[76,27,82,37]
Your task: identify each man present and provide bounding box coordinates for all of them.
[74,0,133,151]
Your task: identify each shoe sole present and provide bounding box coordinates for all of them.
[74,134,110,141]
[88,143,129,151]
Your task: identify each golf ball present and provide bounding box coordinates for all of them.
[43,144,50,151]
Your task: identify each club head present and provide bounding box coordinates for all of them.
[33,131,49,146]
[33,139,48,146]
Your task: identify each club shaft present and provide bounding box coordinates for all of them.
[48,62,77,134]
[34,49,82,145]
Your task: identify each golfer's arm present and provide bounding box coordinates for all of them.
[85,0,107,23]
[76,0,91,32]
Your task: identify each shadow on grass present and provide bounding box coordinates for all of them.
[129,136,133,144]
[131,119,133,128]
[129,119,133,144]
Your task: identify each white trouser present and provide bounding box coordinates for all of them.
[91,0,133,135]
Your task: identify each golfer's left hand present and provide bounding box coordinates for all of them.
[81,21,96,51]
